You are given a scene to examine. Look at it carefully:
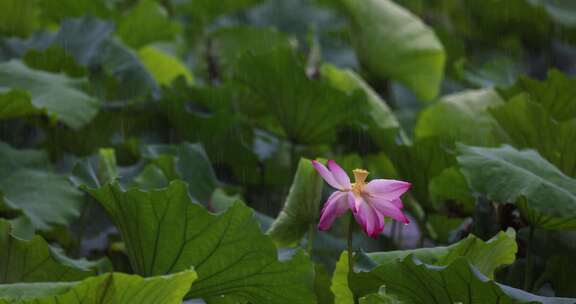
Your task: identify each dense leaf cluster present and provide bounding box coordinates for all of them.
[1,0,576,303]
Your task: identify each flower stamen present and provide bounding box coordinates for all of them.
[351,169,369,195]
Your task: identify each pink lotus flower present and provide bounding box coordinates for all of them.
[312,160,411,238]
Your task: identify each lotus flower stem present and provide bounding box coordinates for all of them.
[390,220,398,242]
[347,212,359,304]
[397,223,404,247]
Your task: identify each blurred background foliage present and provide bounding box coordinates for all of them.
[1,0,576,303]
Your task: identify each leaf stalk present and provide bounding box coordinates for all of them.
[347,212,359,304]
